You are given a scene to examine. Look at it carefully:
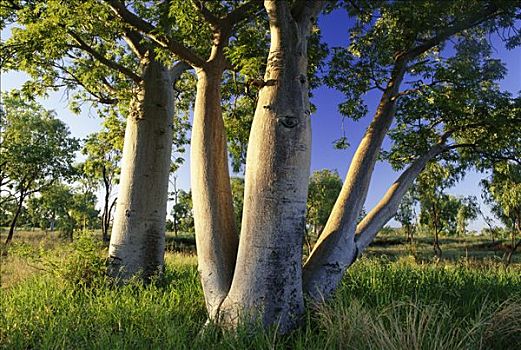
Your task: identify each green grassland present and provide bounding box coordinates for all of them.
[1,230,520,349]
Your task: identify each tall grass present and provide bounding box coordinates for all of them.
[1,238,520,349]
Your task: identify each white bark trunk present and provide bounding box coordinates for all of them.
[108,58,185,280]
[192,67,238,318]
[219,0,320,332]
[303,60,408,301]
[355,144,447,252]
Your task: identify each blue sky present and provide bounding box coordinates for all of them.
[1,8,520,230]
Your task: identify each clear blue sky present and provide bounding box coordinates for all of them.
[1,8,520,230]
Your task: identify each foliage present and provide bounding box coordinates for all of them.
[306,169,343,236]
[43,233,107,288]
[481,161,521,262]
[169,189,194,235]
[456,196,479,236]
[482,162,521,230]
[395,187,417,240]
[25,183,99,236]
[0,91,79,241]
[325,0,520,174]
[230,177,245,230]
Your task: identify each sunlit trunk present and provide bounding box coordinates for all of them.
[108,58,186,281]
[219,1,315,332]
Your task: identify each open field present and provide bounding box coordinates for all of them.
[1,230,520,349]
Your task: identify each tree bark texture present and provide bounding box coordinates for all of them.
[219,0,320,332]
[192,66,239,318]
[108,57,186,281]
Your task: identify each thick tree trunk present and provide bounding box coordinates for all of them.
[303,59,408,301]
[107,58,187,281]
[219,1,319,332]
[192,66,239,318]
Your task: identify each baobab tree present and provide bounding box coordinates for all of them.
[3,0,520,333]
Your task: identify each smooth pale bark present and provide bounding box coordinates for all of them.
[355,143,448,252]
[192,66,238,318]
[108,58,187,281]
[303,60,408,301]
[219,1,322,332]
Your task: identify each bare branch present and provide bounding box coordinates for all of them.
[52,62,119,105]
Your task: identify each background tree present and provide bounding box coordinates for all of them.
[169,189,194,236]
[481,161,521,264]
[395,187,417,243]
[456,196,479,236]
[82,112,124,241]
[416,163,460,257]
[230,177,245,231]
[307,169,343,239]
[0,91,79,244]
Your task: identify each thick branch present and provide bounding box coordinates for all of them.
[104,0,206,67]
[67,30,142,83]
[169,61,192,82]
[302,58,408,301]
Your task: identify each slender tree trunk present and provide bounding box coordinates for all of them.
[102,188,110,242]
[172,176,178,237]
[354,144,447,252]
[102,168,111,242]
[433,228,442,258]
[506,217,520,265]
[5,192,26,244]
[192,65,239,318]
[432,205,442,259]
[303,58,408,301]
[219,1,320,332]
[107,58,187,281]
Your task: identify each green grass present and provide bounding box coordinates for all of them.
[1,232,520,349]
